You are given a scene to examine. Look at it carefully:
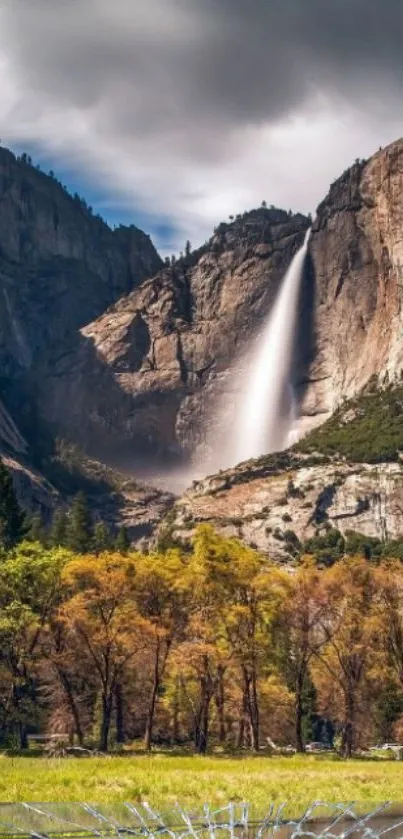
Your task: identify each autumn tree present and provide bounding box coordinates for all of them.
[41,555,90,746]
[173,527,232,753]
[371,562,403,742]
[133,550,188,750]
[180,526,287,752]
[223,539,287,751]
[375,561,403,684]
[60,552,145,751]
[312,558,381,757]
[280,559,329,751]
[0,542,68,748]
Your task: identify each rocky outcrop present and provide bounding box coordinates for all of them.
[2,454,59,519]
[300,140,403,431]
[2,445,174,545]
[165,453,403,562]
[78,209,309,458]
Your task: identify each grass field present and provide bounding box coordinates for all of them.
[1,754,403,808]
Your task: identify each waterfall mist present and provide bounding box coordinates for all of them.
[231,228,310,465]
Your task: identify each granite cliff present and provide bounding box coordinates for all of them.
[68,138,403,465]
[300,140,403,431]
[78,208,310,461]
[0,146,162,455]
[2,138,403,548]
[0,146,166,533]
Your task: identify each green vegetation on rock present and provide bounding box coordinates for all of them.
[297,385,403,463]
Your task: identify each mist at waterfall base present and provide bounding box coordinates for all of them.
[136,229,310,493]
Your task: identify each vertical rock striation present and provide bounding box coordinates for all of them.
[300,140,403,430]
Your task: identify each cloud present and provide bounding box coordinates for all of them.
[0,0,402,252]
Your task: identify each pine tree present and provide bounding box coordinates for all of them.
[115,526,130,554]
[26,512,46,544]
[49,508,68,547]
[66,492,93,553]
[93,521,112,554]
[0,458,25,549]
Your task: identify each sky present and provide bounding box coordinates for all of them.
[1,0,403,255]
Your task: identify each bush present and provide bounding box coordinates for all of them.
[302,528,345,566]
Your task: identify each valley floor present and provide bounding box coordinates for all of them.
[0,754,402,807]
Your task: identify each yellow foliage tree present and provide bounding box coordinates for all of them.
[60,552,148,751]
[312,557,382,757]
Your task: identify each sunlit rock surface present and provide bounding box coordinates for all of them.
[165,454,403,562]
[81,209,309,457]
[302,140,403,426]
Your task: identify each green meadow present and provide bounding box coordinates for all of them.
[1,754,402,809]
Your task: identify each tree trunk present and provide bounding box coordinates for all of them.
[18,721,28,750]
[115,682,125,744]
[251,667,260,751]
[215,666,226,744]
[12,680,29,750]
[342,689,355,758]
[244,666,259,752]
[144,641,161,751]
[295,670,305,753]
[195,657,212,754]
[58,667,84,746]
[197,690,212,754]
[237,679,248,749]
[193,713,201,751]
[99,693,113,752]
[172,678,180,744]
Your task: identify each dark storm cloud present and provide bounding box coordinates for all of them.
[3,0,403,155]
[1,0,403,251]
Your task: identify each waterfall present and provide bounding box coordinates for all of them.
[231,227,311,464]
[146,228,310,492]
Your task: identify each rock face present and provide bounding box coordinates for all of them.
[5,139,403,472]
[165,453,403,562]
[79,209,309,458]
[0,147,162,454]
[73,138,403,463]
[2,138,403,544]
[2,454,59,519]
[300,140,403,430]
[0,147,171,535]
